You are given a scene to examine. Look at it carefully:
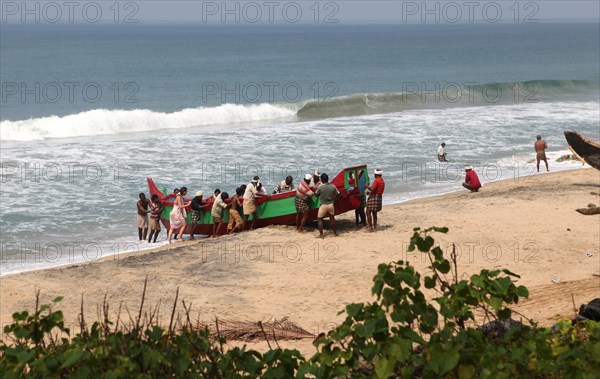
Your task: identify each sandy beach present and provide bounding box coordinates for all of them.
[1,168,599,355]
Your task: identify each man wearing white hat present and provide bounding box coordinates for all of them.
[462,166,481,192]
[295,174,317,233]
[242,176,271,231]
[366,169,385,232]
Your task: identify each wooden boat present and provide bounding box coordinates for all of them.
[564,131,600,171]
[147,165,370,235]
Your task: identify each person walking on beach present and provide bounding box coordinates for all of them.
[242,177,271,231]
[462,166,481,192]
[535,135,549,172]
[190,191,205,240]
[227,187,244,234]
[273,175,295,194]
[366,169,385,232]
[438,142,447,162]
[211,191,230,237]
[148,194,164,243]
[295,174,317,233]
[137,193,150,241]
[315,173,339,238]
[167,187,189,243]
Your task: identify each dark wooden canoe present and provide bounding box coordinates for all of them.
[564,131,600,171]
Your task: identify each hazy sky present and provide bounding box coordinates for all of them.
[1,1,598,24]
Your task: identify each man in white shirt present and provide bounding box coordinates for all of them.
[242,176,271,231]
[437,142,447,162]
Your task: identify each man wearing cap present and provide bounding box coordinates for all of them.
[190,191,206,240]
[315,173,339,238]
[534,135,549,172]
[366,169,385,232]
[242,176,271,231]
[295,174,317,233]
[462,166,481,192]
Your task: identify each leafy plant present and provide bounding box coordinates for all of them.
[1,227,599,378]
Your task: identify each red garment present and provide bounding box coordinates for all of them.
[465,171,481,190]
[371,177,385,195]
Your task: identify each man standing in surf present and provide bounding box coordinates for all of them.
[535,135,549,172]
[366,169,385,232]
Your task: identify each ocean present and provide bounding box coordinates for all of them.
[1,22,599,275]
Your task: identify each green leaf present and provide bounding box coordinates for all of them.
[498,308,512,320]
[516,286,529,299]
[458,364,476,379]
[424,276,437,289]
[53,296,64,303]
[346,303,363,318]
[428,345,460,375]
[432,226,449,233]
[374,356,395,379]
[60,349,85,369]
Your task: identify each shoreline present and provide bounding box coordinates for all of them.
[0,164,588,279]
[2,168,598,357]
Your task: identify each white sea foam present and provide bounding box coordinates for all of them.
[0,103,297,141]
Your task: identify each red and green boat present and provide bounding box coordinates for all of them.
[146,165,370,235]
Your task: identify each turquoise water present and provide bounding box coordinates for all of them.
[1,23,599,274]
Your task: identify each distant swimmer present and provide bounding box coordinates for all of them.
[462,166,481,192]
[437,142,447,162]
[535,135,549,172]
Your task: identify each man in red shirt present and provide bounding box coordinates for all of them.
[366,169,385,232]
[462,166,481,192]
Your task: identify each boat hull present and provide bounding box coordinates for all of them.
[147,165,369,235]
[564,131,600,171]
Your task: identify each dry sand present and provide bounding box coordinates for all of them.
[1,168,599,356]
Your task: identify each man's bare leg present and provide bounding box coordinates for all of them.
[153,230,160,243]
[317,218,324,238]
[366,211,374,232]
[373,212,378,229]
[329,215,338,236]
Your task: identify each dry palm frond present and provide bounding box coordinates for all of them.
[206,316,315,342]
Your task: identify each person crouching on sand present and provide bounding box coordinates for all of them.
[315,173,339,238]
[148,194,164,243]
[168,187,189,243]
[366,169,385,232]
[462,166,481,192]
[211,191,230,237]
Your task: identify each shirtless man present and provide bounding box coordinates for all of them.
[227,187,244,235]
[534,135,549,172]
[137,193,150,241]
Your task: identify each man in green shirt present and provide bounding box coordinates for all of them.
[314,173,340,238]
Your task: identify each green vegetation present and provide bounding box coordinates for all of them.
[2,227,599,378]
